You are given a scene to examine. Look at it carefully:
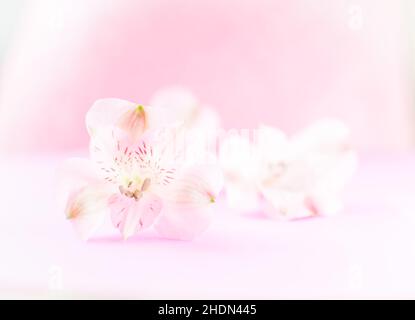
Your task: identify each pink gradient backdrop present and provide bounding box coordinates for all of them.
[1,153,415,298]
[0,0,413,153]
[1,0,415,299]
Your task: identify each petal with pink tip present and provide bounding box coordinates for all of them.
[65,184,112,240]
[56,158,115,240]
[86,98,177,143]
[116,105,149,142]
[109,193,163,239]
[154,165,223,240]
[86,98,137,136]
[160,165,223,207]
[55,158,104,214]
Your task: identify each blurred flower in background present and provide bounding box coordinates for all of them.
[219,119,357,219]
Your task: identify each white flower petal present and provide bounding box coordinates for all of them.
[65,184,112,240]
[154,165,223,240]
[55,158,103,215]
[86,98,177,143]
[87,126,137,186]
[56,157,114,239]
[161,165,223,207]
[109,193,163,239]
[260,119,357,219]
[86,98,136,136]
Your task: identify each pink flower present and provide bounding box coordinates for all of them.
[57,99,223,240]
[219,119,357,220]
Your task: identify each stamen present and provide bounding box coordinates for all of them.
[133,190,143,201]
[141,178,151,192]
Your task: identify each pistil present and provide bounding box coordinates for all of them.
[119,178,151,201]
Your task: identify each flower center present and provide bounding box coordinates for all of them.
[119,177,151,201]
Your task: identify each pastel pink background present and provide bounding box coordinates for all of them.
[1,0,415,299]
[1,153,415,299]
[0,0,413,153]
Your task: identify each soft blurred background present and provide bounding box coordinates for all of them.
[1,0,415,153]
[1,0,415,299]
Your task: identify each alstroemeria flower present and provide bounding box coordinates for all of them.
[219,119,357,220]
[58,99,223,240]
